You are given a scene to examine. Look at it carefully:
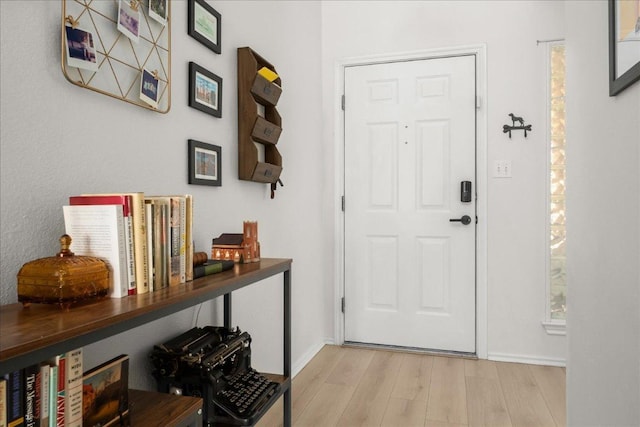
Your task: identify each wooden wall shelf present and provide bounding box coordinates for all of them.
[0,258,293,427]
[237,47,283,197]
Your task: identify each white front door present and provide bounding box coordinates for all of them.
[344,55,476,353]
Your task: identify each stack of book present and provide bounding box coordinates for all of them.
[63,193,194,296]
[0,351,130,427]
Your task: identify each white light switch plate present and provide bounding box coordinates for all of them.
[494,160,512,178]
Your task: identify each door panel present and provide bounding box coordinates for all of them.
[344,55,476,353]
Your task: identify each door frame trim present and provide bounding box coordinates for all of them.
[333,44,488,359]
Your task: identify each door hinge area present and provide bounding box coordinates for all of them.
[341,94,345,111]
[341,297,345,313]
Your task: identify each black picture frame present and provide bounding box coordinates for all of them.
[608,0,640,96]
[188,139,221,186]
[188,0,221,54]
[189,62,222,118]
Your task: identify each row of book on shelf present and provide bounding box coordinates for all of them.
[63,193,194,298]
[0,349,129,427]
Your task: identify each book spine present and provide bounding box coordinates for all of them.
[152,200,164,290]
[144,200,155,292]
[0,378,6,427]
[48,365,57,427]
[161,202,170,288]
[56,356,65,427]
[185,195,194,282]
[128,193,149,294]
[178,196,186,284]
[64,348,82,427]
[24,365,37,427]
[169,197,181,286]
[193,260,235,279]
[122,197,136,295]
[38,365,49,427]
[7,370,24,427]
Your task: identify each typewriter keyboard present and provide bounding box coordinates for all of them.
[214,368,280,422]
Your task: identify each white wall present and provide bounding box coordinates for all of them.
[321,1,567,364]
[0,0,326,389]
[565,1,640,425]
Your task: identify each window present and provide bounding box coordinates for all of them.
[544,42,566,334]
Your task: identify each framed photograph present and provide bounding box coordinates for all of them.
[83,355,130,427]
[65,24,99,72]
[149,0,168,26]
[188,0,221,54]
[140,68,159,108]
[117,0,140,43]
[189,62,222,118]
[609,0,640,95]
[189,139,221,186]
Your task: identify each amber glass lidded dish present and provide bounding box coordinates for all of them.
[17,234,110,308]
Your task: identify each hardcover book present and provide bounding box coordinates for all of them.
[169,196,182,286]
[69,195,136,295]
[39,363,50,427]
[83,193,149,294]
[48,362,58,427]
[6,370,23,427]
[57,357,65,427]
[63,204,129,298]
[64,348,83,427]
[24,364,38,427]
[0,378,6,427]
[184,195,194,282]
[82,355,129,427]
[146,197,171,290]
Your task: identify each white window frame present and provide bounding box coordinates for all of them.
[542,40,566,336]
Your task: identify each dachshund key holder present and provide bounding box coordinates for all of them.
[503,113,532,138]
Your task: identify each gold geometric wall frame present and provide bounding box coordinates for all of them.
[61,0,171,113]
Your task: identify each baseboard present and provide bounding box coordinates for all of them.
[488,352,566,367]
[291,340,329,378]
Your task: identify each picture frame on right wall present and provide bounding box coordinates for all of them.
[608,0,640,96]
[188,0,221,54]
[188,139,222,186]
[188,61,222,118]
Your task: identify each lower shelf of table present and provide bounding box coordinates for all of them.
[130,374,290,427]
[130,389,203,427]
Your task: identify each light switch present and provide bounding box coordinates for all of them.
[494,160,512,178]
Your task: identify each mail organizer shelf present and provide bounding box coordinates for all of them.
[238,47,283,196]
[251,74,282,106]
[252,116,282,145]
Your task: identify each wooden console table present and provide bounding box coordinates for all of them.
[0,258,292,427]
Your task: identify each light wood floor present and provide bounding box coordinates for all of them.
[257,345,566,427]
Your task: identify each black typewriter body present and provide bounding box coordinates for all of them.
[150,326,281,426]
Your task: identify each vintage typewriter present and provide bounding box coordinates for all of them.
[150,326,281,426]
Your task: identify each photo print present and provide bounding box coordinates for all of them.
[195,71,218,110]
[149,0,168,26]
[140,68,159,108]
[117,0,140,42]
[65,24,99,72]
